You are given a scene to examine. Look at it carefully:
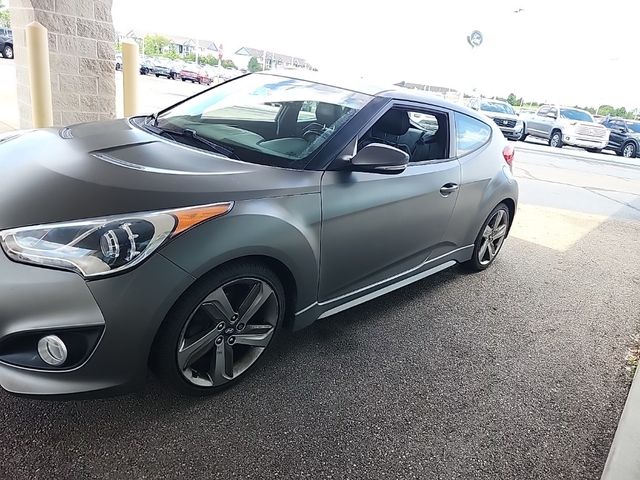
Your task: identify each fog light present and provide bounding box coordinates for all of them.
[37,335,68,366]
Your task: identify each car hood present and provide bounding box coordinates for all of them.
[481,111,519,121]
[0,119,319,229]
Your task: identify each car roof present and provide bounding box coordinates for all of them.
[256,70,482,119]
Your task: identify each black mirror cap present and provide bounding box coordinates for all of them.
[351,143,409,174]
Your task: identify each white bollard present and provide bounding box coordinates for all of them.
[25,21,53,128]
[122,40,140,116]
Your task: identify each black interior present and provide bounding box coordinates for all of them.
[359,109,449,162]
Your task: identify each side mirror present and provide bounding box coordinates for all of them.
[546,112,557,119]
[351,143,409,174]
[617,127,627,134]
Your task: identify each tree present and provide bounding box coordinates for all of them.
[200,54,219,66]
[248,56,262,73]
[143,34,171,56]
[506,93,518,106]
[0,2,10,28]
[162,50,178,60]
[221,59,237,69]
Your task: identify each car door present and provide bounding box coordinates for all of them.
[541,107,558,137]
[528,106,549,136]
[607,120,626,150]
[318,104,460,302]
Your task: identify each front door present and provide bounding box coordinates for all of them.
[318,106,460,302]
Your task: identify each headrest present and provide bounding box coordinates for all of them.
[374,109,410,136]
[316,102,343,126]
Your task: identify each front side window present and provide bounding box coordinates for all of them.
[560,108,594,122]
[626,121,640,133]
[537,106,550,116]
[155,74,372,168]
[357,108,449,162]
[455,113,491,156]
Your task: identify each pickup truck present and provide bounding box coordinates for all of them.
[520,105,609,152]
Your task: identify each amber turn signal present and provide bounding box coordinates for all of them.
[171,202,233,236]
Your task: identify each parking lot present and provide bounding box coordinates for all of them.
[1,61,640,479]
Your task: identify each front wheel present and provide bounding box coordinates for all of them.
[622,142,637,158]
[152,261,285,396]
[464,203,511,272]
[518,125,527,142]
[3,45,13,59]
[549,131,563,148]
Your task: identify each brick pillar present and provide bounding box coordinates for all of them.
[8,0,115,128]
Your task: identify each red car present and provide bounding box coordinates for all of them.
[179,66,211,85]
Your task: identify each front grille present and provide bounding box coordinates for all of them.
[576,125,606,138]
[493,117,517,128]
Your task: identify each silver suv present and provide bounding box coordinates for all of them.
[520,105,609,152]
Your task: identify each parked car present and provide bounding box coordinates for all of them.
[519,105,609,152]
[0,72,517,398]
[0,27,13,60]
[153,62,172,79]
[169,61,185,80]
[601,117,640,158]
[115,53,122,71]
[468,98,523,141]
[140,59,155,75]
[180,65,211,84]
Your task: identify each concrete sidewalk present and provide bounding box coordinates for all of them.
[601,367,640,480]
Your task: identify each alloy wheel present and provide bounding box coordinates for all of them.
[478,209,508,265]
[623,143,636,158]
[177,277,279,388]
[550,133,561,148]
[4,46,13,59]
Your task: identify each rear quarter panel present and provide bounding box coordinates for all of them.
[443,128,518,255]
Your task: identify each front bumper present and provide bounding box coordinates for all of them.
[562,134,607,149]
[0,251,194,397]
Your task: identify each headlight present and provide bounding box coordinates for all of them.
[515,120,524,132]
[0,202,232,278]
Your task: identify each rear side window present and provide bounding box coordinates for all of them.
[455,113,491,156]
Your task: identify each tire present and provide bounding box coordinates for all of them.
[152,261,286,396]
[3,44,13,60]
[518,125,527,142]
[463,203,511,272]
[622,142,637,158]
[155,74,160,77]
[586,148,602,154]
[181,78,186,81]
[549,130,563,148]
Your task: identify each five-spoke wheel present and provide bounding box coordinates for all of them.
[465,203,511,271]
[153,262,284,395]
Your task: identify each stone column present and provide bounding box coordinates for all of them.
[8,0,115,128]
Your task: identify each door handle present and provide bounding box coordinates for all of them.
[440,183,459,196]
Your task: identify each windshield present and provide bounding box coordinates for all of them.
[155,74,372,168]
[626,122,640,133]
[481,101,515,115]
[560,108,594,122]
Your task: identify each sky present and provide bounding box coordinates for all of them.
[112,0,640,109]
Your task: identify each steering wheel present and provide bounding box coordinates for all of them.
[302,122,326,142]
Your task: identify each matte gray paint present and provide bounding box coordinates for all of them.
[319,158,461,300]
[0,78,518,396]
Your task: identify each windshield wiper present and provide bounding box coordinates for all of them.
[149,123,237,159]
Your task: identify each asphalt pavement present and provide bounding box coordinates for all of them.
[0,147,639,479]
[1,60,640,479]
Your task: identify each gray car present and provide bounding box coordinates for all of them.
[0,72,518,398]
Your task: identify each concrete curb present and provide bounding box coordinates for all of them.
[514,143,640,170]
[600,367,640,480]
